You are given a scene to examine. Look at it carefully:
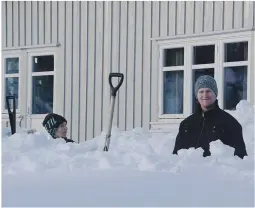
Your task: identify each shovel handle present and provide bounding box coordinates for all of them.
[6,95,16,134]
[109,73,124,96]
[6,95,16,114]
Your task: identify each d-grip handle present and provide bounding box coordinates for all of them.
[108,73,124,96]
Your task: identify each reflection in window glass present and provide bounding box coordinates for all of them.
[224,42,248,62]
[33,55,54,72]
[224,66,247,110]
[193,45,215,65]
[164,48,184,67]
[5,58,19,74]
[32,75,54,114]
[192,68,214,112]
[5,77,19,109]
[163,71,184,114]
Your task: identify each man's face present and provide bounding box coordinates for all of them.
[197,88,216,110]
[55,122,68,138]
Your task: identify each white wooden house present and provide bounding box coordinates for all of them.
[2,1,255,142]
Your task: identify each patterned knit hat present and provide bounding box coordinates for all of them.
[42,113,67,138]
[195,75,218,97]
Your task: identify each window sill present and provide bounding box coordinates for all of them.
[150,118,183,133]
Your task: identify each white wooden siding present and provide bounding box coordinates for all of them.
[38,1,45,45]
[176,1,185,35]
[13,2,19,47]
[72,1,81,141]
[204,1,214,32]
[25,1,32,46]
[185,1,195,35]
[94,1,104,138]
[19,1,25,46]
[111,1,120,128]
[214,1,224,31]
[224,1,234,30]
[56,1,65,118]
[31,1,38,45]
[126,1,136,130]
[194,1,203,33]
[168,1,176,36]
[6,1,13,47]
[2,1,255,141]
[79,1,88,142]
[2,1,7,47]
[119,1,128,130]
[64,1,73,139]
[142,1,152,134]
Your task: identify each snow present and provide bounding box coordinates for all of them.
[2,100,255,207]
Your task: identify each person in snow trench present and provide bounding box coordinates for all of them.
[42,113,75,143]
[172,75,248,159]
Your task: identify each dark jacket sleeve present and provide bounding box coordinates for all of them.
[172,122,183,155]
[63,137,75,143]
[232,122,248,159]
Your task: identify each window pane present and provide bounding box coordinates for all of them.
[32,75,54,114]
[164,48,184,67]
[5,77,19,109]
[224,66,247,110]
[193,45,215,65]
[5,58,19,74]
[192,68,214,112]
[163,71,184,114]
[224,42,248,62]
[33,55,54,72]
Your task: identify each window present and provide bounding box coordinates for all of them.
[223,42,248,110]
[193,45,215,65]
[163,71,184,114]
[191,44,216,112]
[158,31,251,119]
[3,57,20,110]
[161,47,184,116]
[31,55,54,114]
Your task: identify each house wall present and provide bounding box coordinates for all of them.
[2,1,255,141]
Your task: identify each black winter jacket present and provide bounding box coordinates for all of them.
[172,100,248,159]
[63,137,75,143]
[53,137,75,143]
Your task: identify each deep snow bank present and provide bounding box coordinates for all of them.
[2,101,254,181]
[2,100,254,207]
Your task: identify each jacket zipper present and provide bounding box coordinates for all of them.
[195,116,205,148]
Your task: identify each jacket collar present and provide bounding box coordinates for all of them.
[194,99,220,118]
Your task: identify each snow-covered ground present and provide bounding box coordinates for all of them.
[2,101,255,207]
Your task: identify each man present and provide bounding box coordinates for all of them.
[42,113,75,143]
[172,75,247,159]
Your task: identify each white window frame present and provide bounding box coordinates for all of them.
[157,30,253,121]
[26,49,57,120]
[189,40,218,114]
[158,43,187,119]
[2,54,21,114]
[218,38,252,108]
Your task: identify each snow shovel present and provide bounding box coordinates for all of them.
[103,72,124,151]
[6,95,16,135]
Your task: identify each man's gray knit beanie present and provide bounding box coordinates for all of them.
[194,75,218,97]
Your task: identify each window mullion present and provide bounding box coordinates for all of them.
[162,66,184,71]
[191,64,216,70]
[247,37,252,103]
[184,43,192,116]
[31,71,54,76]
[223,61,248,67]
[4,74,20,78]
[216,39,224,108]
